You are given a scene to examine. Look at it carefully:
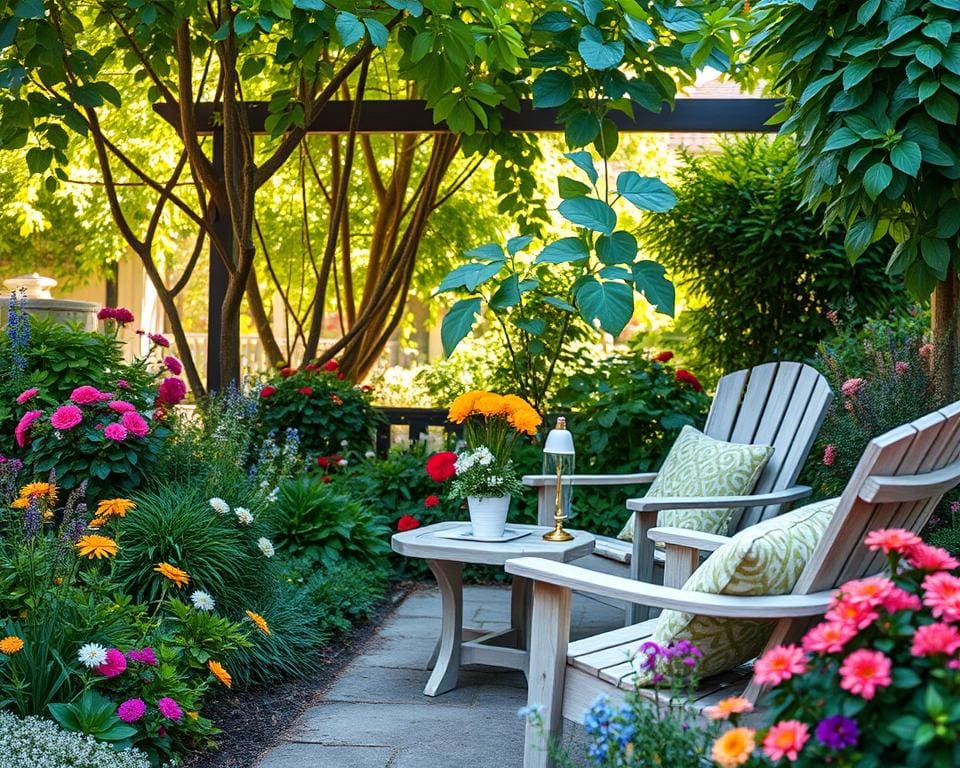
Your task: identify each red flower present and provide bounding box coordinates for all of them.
[336,372,345,380]
[298,386,313,396]
[426,451,457,482]
[675,369,703,392]
[260,386,277,399]
[279,367,296,378]
[157,377,186,406]
[321,475,331,484]
[323,359,339,372]
[397,515,421,532]
[424,495,440,508]
[304,364,320,373]
[317,456,330,468]
[653,350,674,363]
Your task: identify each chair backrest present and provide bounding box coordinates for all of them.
[794,401,960,595]
[703,361,833,530]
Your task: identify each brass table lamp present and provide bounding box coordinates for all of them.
[542,416,574,542]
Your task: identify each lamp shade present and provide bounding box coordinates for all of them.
[543,416,575,455]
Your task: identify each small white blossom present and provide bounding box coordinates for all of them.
[208,497,230,515]
[190,590,216,612]
[257,537,275,557]
[337,459,348,467]
[77,643,108,669]
[235,507,254,525]
[340,439,349,447]
[266,487,279,503]
[364,450,376,459]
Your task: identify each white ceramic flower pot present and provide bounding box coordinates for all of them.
[467,494,511,539]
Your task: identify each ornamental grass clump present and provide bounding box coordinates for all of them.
[709,527,960,768]
[446,390,541,499]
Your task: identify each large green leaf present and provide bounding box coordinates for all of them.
[536,237,589,263]
[506,235,533,256]
[565,112,601,147]
[532,70,574,108]
[335,12,365,47]
[890,140,921,176]
[558,176,592,199]
[489,275,521,309]
[844,218,876,261]
[920,237,950,277]
[596,231,638,264]
[632,260,674,315]
[863,162,892,199]
[574,277,634,335]
[464,243,504,262]
[578,26,624,70]
[564,151,599,185]
[616,171,676,212]
[558,197,616,234]
[532,11,572,33]
[925,91,959,123]
[441,298,481,356]
[437,262,502,292]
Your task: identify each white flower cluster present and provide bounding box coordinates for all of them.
[208,497,230,515]
[234,507,254,525]
[257,537,275,557]
[0,710,151,768]
[454,446,494,474]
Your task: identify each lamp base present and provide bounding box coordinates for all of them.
[543,522,574,542]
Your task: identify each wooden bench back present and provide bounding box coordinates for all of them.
[704,361,833,530]
[794,400,960,595]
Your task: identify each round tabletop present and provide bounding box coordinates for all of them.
[391,521,595,566]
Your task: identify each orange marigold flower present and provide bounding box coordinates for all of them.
[208,660,232,688]
[447,390,486,423]
[10,498,28,509]
[19,482,56,501]
[75,535,118,559]
[0,636,24,655]
[96,498,135,519]
[703,696,754,720]
[474,393,506,417]
[245,610,271,635]
[88,517,107,528]
[711,727,756,768]
[154,562,190,588]
[508,405,543,436]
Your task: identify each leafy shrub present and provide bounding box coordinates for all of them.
[257,361,382,457]
[298,560,389,638]
[268,475,390,568]
[641,135,910,378]
[0,709,151,768]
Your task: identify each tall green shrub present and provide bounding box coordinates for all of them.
[641,136,910,378]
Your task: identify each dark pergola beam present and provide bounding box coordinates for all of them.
[153,98,780,136]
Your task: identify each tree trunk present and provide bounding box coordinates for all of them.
[931,268,960,403]
[246,265,285,367]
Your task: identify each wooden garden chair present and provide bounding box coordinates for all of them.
[525,361,832,621]
[507,402,960,768]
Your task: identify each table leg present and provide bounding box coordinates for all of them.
[424,559,462,696]
[510,574,533,650]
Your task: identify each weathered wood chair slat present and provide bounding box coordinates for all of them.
[507,402,960,768]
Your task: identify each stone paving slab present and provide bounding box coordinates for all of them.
[255,585,620,768]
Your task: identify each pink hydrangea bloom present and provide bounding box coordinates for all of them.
[922,572,960,622]
[14,410,42,448]
[108,400,136,413]
[16,387,38,404]
[907,543,960,572]
[103,423,128,442]
[163,356,183,375]
[50,404,83,431]
[753,644,807,686]
[763,720,810,762]
[841,378,864,397]
[97,648,127,678]
[70,385,104,404]
[822,444,836,466]
[838,649,891,700]
[157,697,183,721]
[117,698,146,723]
[801,621,857,655]
[157,377,186,406]
[121,411,149,438]
[911,622,960,658]
[864,528,922,555]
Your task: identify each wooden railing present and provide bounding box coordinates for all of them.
[374,407,462,455]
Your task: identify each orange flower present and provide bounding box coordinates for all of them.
[19,482,56,501]
[0,636,24,655]
[508,405,542,436]
[96,498,135,519]
[703,696,754,720]
[75,535,118,559]
[474,393,506,417]
[10,498,28,509]
[208,660,232,688]
[245,610,271,635]
[447,390,485,423]
[88,517,107,528]
[154,562,190,588]
[711,727,756,768]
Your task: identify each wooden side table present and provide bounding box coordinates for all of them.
[391,521,595,697]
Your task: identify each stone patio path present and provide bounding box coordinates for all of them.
[255,584,623,768]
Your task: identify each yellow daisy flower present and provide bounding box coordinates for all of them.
[10,498,29,509]
[154,562,190,588]
[88,517,107,528]
[0,636,24,655]
[245,610,271,635]
[96,498,135,519]
[75,535,118,559]
[208,660,232,688]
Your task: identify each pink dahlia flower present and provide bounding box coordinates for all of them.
[801,621,857,655]
[50,404,83,431]
[70,385,103,404]
[839,649,891,700]
[157,696,183,721]
[103,423,128,442]
[163,356,182,375]
[753,644,806,686]
[126,646,158,666]
[825,598,878,631]
[763,720,810,762]
[907,543,960,572]
[117,698,146,723]
[911,622,960,658]
[157,377,186,406]
[16,387,38,404]
[14,410,42,448]
[881,586,922,613]
[121,411,149,438]
[838,576,894,607]
[864,528,922,555]
[108,400,136,413]
[148,332,170,348]
[922,572,960,622]
[97,648,127,678]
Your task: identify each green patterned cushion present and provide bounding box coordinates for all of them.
[645,497,837,681]
[617,426,774,542]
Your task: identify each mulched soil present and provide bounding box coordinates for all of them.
[182,583,417,768]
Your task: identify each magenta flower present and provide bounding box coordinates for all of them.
[103,423,128,442]
[108,400,136,413]
[70,385,103,404]
[838,649,891,700]
[157,377,186,406]
[117,698,146,723]
[148,332,170,348]
[895,361,909,375]
[840,378,864,398]
[16,387,38,404]
[121,411,149,438]
[14,410,42,448]
[126,646,158,666]
[163,356,183,375]
[116,379,130,390]
[157,696,183,721]
[823,444,836,466]
[96,648,127,678]
[50,405,83,431]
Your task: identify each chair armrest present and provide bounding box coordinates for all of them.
[648,526,732,552]
[504,557,833,619]
[523,472,658,488]
[625,485,813,512]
